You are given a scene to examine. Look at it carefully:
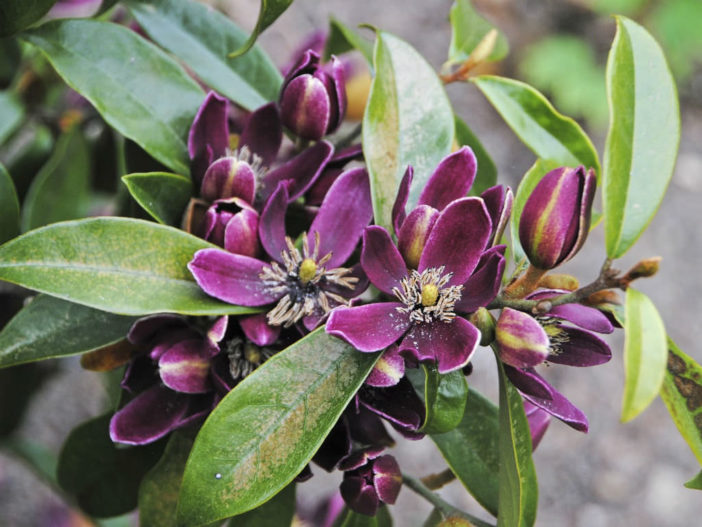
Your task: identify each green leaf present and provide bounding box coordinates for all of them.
[58,413,164,518]
[0,122,53,197]
[603,16,680,259]
[227,0,294,59]
[139,432,194,527]
[509,159,561,263]
[21,128,91,231]
[421,365,468,435]
[0,294,136,368]
[0,35,22,86]
[334,506,393,527]
[0,163,19,244]
[231,484,296,527]
[448,0,508,64]
[685,471,702,490]
[497,361,537,527]
[177,329,379,526]
[472,75,600,176]
[325,17,374,65]
[363,31,454,232]
[122,172,192,226]
[127,0,282,110]
[454,115,497,196]
[0,91,24,144]
[660,338,702,466]
[431,388,499,516]
[0,217,259,316]
[621,287,667,422]
[22,19,204,174]
[0,0,58,37]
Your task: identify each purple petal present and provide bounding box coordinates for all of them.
[496,308,550,369]
[346,405,395,447]
[340,476,379,516]
[517,372,589,433]
[188,91,228,161]
[418,147,477,210]
[158,339,214,394]
[372,455,402,505]
[361,226,408,296]
[360,377,425,432]
[109,386,190,445]
[283,49,320,87]
[401,317,480,374]
[481,185,513,246]
[564,167,597,263]
[259,181,289,261]
[188,249,281,306]
[223,207,260,257]
[392,166,413,235]
[280,74,331,140]
[456,246,505,313]
[207,316,229,344]
[313,417,352,472]
[127,314,188,346]
[419,197,492,285]
[503,366,553,400]
[548,326,612,367]
[239,102,282,166]
[326,303,410,352]
[323,55,347,132]
[308,167,372,268]
[240,313,281,347]
[524,400,551,450]
[397,205,439,270]
[200,157,256,203]
[366,345,405,387]
[121,355,158,393]
[260,140,333,202]
[527,290,615,334]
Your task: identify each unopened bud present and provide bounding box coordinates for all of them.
[584,289,623,307]
[469,307,496,346]
[624,257,662,282]
[538,273,579,291]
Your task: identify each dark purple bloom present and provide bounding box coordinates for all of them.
[519,165,596,270]
[339,448,402,516]
[202,197,260,257]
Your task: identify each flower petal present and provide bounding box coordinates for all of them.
[527,290,615,334]
[366,345,405,387]
[372,455,402,505]
[496,308,550,369]
[259,181,289,261]
[200,157,256,204]
[127,314,188,346]
[391,166,413,235]
[239,102,282,166]
[188,249,280,306]
[419,197,492,285]
[548,326,612,367]
[418,147,477,210]
[401,317,480,374]
[260,140,333,202]
[361,226,408,295]
[280,74,331,140]
[481,184,513,246]
[323,55,347,132]
[455,246,505,313]
[313,417,351,472]
[340,476,379,516]
[326,303,410,352]
[360,377,425,432]
[158,339,214,394]
[397,205,439,270]
[503,366,553,400]
[223,207,260,258]
[524,400,551,450]
[240,313,281,347]
[188,91,228,161]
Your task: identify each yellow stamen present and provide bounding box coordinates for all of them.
[421,284,439,307]
[298,258,318,284]
[244,343,262,365]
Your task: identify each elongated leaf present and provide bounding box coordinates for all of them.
[0,217,258,316]
[0,122,53,197]
[139,432,194,527]
[58,413,165,518]
[122,172,192,226]
[448,0,508,64]
[177,329,379,525]
[685,471,702,491]
[621,287,667,422]
[232,484,296,527]
[472,76,600,176]
[0,91,24,144]
[509,159,561,263]
[0,0,58,37]
[421,365,468,435]
[0,294,136,368]
[127,0,282,110]
[363,31,454,232]
[431,388,499,516]
[454,115,496,196]
[21,128,90,231]
[325,17,374,65]
[228,0,294,59]
[22,19,204,174]
[660,338,702,466]
[0,163,19,244]
[603,16,680,259]
[497,361,537,527]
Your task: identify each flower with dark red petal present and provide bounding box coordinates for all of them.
[338,448,402,516]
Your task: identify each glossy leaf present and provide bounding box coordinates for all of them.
[509,159,560,263]
[177,329,379,525]
[228,0,294,59]
[21,128,90,231]
[22,19,204,174]
[472,75,600,176]
[127,0,282,110]
[0,91,24,144]
[0,294,136,368]
[138,432,194,527]
[660,338,702,466]
[603,16,680,259]
[421,365,468,435]
[122,172,192,226]
[58,413,165,518]
[621,288,667,422]
[0,0,58,37]
[232,484,296,527]
[325,17,374,65]
[431,388,499,516]
[0,163,19,244]
[363,31,454,232]
[497,361,537,527]
[0,217,259,316]
[454,115,496,196]
[685,471,702,491]
[448,0,508,64]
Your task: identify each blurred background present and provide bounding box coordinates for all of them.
[1,0,701,525]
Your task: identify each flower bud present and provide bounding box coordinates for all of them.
[339,449,402,516]
[203,198,260,257]
[280,50,346,140]
[200,153,257,204]
[537,273,579,291]
[469,307,496,346]
[495,308,550,369]
[519,166,596,269]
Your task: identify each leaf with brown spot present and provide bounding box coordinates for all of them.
[177,329,379,526]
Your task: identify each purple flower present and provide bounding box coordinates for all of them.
[519,165,596,270]
[280,50,346,140]
[338,448,402,516]
[202,197,260,257]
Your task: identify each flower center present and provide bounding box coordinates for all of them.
[226,337,275,381]
[259,232,358,327]
[536,316,570,355]
[393,266,463,324]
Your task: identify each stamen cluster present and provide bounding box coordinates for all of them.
[392,266,463,324]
